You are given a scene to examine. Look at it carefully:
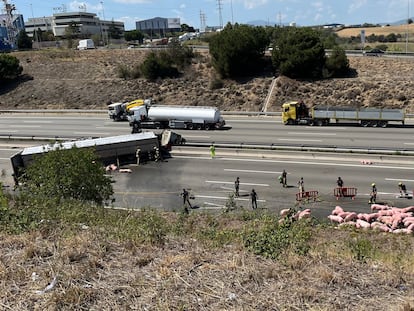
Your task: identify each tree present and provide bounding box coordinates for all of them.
[140,51,178,80]
[325,46,350,78]
[65,21,80,48]
[108,21,122,39]
[209,23,269,78]
[124,29,144,43]
[272,27,326,79]
[17,29,32,50]
[0,54,23,82]
[181,24,195,33]
[19,146,113,205]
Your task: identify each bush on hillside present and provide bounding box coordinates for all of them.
[209,23,269,78]
[18,146,113,205]
[0,54,23,82]
[272,27,326,79]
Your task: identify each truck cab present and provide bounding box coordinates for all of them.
[282,101,310,125]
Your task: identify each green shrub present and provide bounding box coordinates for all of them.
[0,54,23,82]
[210,77,224,90]
[348,237,374,262]
[243,214,312,260]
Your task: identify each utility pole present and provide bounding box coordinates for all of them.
[100,1,107,45]
[1,0,17,48]
[217,0,223,29]
[199,10,206,33]
[406,0,410,53]
[230,0,234,24]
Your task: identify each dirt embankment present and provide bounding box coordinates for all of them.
[1,49,414,113]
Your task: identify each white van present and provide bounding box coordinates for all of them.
[77,39,95,50]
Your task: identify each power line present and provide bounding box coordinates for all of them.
[217,0,223,29]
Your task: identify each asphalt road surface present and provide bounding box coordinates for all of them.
[1,114,414,219]
[1,114,414,151]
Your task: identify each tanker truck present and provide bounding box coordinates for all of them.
[108,99,152,121]
[282,101,405,127]
[128,105,225,130]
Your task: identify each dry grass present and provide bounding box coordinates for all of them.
[0,213,413,311]
[336,24,414,37]
[2,48,414,113]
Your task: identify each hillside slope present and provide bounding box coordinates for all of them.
[0,49,413,113]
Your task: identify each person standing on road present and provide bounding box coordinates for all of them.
[337,177,344,196]
[234,177,240,197]
[281,169,287,188]
[250,189,258,209]
[369,183,377,204]
[298,177,304,196]
[181,188,192,212]
[398,182,408,197]
[209,144,216,159]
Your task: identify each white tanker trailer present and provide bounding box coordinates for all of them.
[128,105,226,130]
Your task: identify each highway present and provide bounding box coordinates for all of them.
[1,114,414,151]
[1,113,414,216]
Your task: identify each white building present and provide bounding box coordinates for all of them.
[25,11,124,38]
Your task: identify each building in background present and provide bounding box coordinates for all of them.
[136,17,181,37]
[24,11,124,40]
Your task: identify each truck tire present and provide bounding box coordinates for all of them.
[379,121,388,128]
[361,120,369,127]
[196,124,203,130]
[205,124,211,130]
[285,119,294,125]
[187,123,194,130]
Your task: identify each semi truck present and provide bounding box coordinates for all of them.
[108,99,151,121]
[282,101,405,127]
[128,104,225,131]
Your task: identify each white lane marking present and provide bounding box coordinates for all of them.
[174,156,414,170]
[404,143,414,145]
[5,125,40,128]
[96,126,129,130]
[277,138,322,142]
[182,135,211,138]
[73,132,110,135]
[196,195,266,202]
[205,180,269,187]
[225,168,281,174]
[22,120,53,124]
[0,130,18,133]
[385,178,414,182]
[288,132,337,136]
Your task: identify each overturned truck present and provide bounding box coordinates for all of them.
[11,131,183,178]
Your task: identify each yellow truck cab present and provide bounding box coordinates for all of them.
[282,101,310,125]
[282,101,299,124]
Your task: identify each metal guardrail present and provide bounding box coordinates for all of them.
[181,141,414,156]
[2,133,412,156]
[0,109,412,117]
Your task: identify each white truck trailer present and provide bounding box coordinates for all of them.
[282,101,405,127]
[128,105,225,130]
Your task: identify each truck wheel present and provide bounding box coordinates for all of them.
[285,119,294,125]
[205,124,211,130]
[371,121,378,127]
[196,124,203,130]
[187,123,194,130]
[361,120,369,127]
[379,121,388,128]
[316,120,323,126]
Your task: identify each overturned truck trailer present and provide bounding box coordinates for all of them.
[11,132,159,178]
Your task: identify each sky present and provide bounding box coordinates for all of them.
[5,0,414,31]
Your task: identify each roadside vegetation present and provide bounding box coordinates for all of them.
[0,54,23,82]
[0,148,413,309]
